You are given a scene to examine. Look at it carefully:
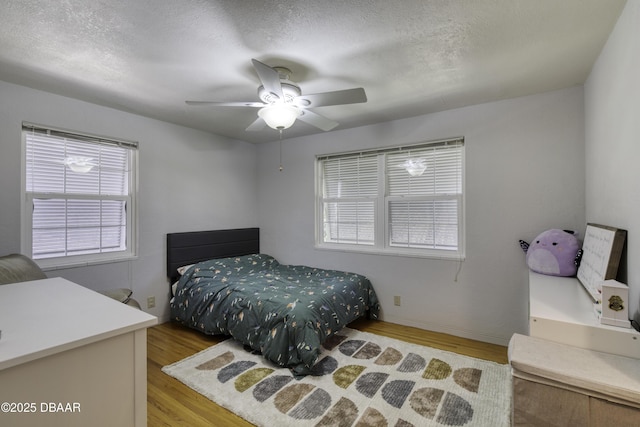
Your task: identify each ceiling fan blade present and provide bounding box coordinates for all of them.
[245,117,266,132]
[185,101,264,107]
[252,59,284,101]
[294,88,367,108]
[297,110,339,131]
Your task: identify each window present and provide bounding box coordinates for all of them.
[22,123,138,268]
[316,138,464,258]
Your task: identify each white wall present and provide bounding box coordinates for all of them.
[0,65,594,345]
[0,80,258,322]
[585,1,640,323]
[257,86,585,345]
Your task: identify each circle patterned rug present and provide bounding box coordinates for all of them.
[162,327,511,426]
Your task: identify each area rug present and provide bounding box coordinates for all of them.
[162,328,512,426]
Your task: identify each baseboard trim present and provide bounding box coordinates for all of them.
[381,314,511,347]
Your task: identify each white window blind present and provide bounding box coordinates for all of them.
[386,142,463,250]
[23,123,138,265]
[321,154,378,245]
[317,138,464,257]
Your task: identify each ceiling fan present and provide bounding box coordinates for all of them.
[185,59,367,132]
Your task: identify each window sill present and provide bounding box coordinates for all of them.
[36,253,138,271]
[314,243,465,261]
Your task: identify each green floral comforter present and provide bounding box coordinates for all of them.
[170,254,380,375]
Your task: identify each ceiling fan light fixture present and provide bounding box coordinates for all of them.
[258,104,302,130]
[185,59,368,135]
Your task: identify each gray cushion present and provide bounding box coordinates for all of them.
[0,253,47,285]
[509,333,640,406]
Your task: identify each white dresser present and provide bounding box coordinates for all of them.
[528,271,640,358]
[0,277,157,427]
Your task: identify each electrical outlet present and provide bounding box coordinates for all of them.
[147,296,155,309]
[393,295,401,306]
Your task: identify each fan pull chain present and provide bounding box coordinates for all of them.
[279,129,284,172]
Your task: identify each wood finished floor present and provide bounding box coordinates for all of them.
[147,319,508,426]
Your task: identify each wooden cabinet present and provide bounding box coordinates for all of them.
[0,278,157,427]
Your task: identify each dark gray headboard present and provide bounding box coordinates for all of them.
[166,227,259,283]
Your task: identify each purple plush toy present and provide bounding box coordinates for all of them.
[519,229,582,277]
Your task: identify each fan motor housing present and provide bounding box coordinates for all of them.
[258,82,301,104]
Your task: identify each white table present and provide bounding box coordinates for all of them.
[0,277,157,427]
[529,271,640,359]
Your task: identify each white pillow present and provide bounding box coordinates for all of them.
[177,263,194,276]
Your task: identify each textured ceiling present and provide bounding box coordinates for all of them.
[0,0,627,143]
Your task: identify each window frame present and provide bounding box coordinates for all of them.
[315,138,465,260]
[21,122,139,269]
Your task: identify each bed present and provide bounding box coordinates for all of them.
[167,228,380,375]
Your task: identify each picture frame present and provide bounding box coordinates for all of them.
[577,223,626,302]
